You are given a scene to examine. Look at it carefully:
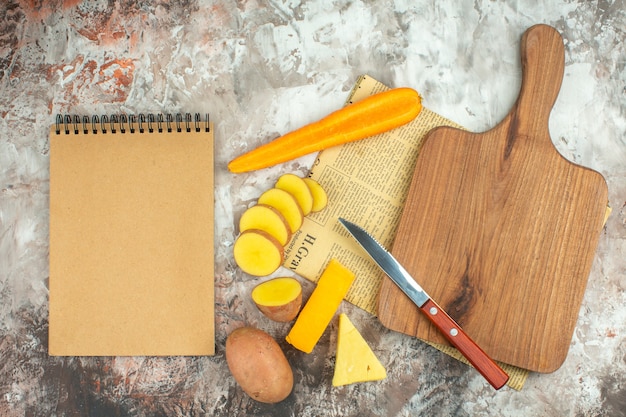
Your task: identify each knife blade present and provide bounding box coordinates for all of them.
[338,217,509,390]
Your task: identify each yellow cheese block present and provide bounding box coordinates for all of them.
[286,259,355,353]
[332,313,387,386]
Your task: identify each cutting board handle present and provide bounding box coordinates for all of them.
[513,24,565,138]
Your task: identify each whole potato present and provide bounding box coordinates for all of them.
[225,326,293,403]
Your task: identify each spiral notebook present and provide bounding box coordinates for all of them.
[48,113,215,356]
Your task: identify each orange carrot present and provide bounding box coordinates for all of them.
[228,87,422,173]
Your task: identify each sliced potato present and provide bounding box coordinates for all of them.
[239,204,291,246]
[258,188,303,233]
[233,230,284,276]
[275,173,314,216]
[303,178,328,212]
[252,277,302,322]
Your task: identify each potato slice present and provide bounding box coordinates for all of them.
[239,204,292,246]
[258,188,303,233]
[275,174,314,216]
[233,230,284,276]
[252,277,302,322]
[303,178,328,212]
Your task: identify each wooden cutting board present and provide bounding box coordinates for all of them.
[378,24,608,373]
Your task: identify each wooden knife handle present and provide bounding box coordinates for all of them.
[420,299,509,390]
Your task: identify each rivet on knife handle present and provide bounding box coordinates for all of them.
[338,217,509,389]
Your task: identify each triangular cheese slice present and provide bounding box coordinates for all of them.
[332,313,387,386]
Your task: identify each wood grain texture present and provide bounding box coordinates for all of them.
[378,24,609,373]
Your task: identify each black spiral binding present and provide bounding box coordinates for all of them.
[54,113,210,135]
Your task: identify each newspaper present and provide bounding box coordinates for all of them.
[283,74,529,390]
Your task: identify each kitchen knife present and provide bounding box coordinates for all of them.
[338,217,509,390]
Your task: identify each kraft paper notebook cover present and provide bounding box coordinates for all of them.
[49,113,215,356]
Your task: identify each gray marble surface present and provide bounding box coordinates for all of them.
[1,1,625,416]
